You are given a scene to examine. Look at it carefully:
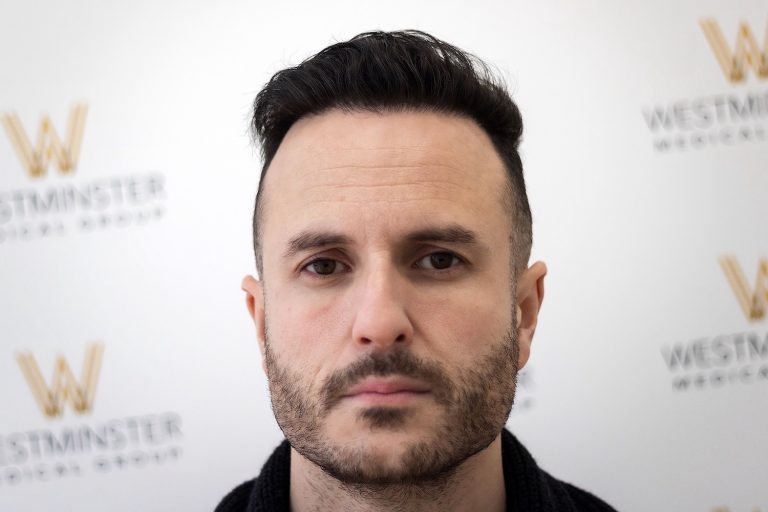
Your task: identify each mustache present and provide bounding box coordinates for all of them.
[320,349,453,414]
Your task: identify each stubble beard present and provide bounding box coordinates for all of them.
[264,323,520,489]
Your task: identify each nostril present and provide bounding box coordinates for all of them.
[395,334,406,343]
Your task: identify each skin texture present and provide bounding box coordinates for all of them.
[242,109,547,512]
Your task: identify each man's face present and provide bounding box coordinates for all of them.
[255,110,526,484]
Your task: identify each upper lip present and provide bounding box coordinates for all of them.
[342,376,432,397]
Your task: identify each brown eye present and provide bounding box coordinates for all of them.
[305,258,346,276]
[417,252,460,270]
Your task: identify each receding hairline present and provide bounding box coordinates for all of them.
[264,108,505,174]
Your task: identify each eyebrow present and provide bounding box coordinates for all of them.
[284,231,352,258]
[283,224,481,259]
[405,225,479,245]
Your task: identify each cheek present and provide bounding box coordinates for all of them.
[266,284,352,386]
[413,282,513,360]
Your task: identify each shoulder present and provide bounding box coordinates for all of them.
[214,478,256,512]
[213,440,292,512]
[501,429,619,512]
[546,472,619,512]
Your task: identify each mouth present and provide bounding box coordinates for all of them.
[341,377,431,406]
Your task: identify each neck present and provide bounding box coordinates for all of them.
[289,435,505,512]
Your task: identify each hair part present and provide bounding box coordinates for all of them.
[251,30,532,277]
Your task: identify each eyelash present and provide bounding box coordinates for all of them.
[413,252,464,272]
[301,258,351,278]
[300,251,465,279]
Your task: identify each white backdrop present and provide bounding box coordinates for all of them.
[1,1,766,510]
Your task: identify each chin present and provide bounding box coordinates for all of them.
[318,441,423,485]
[315,411,445,483]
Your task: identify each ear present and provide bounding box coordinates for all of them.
[241,275,267,374]
[515,261,547,370]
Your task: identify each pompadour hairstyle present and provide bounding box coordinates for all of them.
[250,30,532,276]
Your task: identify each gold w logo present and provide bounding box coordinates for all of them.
[719,257,768,322]
[0,103,87,178]
[16,343,104,418]
[700,19,768,83]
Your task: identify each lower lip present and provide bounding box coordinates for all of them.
[344,391,430,406]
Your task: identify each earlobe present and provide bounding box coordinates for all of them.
[515,261,547,369]
[241,275,266,363]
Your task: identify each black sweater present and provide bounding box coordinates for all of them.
[215,429,618,511]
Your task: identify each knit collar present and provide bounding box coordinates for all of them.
[219,429,600,512]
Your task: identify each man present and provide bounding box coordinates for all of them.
[217,30,618,512]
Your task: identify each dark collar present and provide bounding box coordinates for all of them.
[215,429,617,512]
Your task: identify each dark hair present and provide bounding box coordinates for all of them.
[251,30,532,276]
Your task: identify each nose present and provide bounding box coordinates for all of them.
[351,264,414,350]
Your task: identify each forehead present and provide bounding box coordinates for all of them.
[260,109,510,250]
